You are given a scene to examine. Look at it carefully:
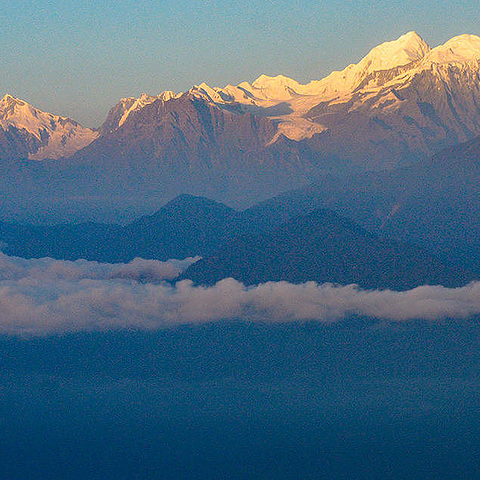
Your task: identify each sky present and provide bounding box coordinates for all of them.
[1,0,479,127]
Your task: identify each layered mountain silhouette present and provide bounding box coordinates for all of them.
[0,193,309,262]
[180,209,474,290]
[0,195,233,262]
[1,193,476,291]
[3,126,480,273]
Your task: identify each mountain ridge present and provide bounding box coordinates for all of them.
[5,31,480,163]
[77,31,480,174]
[180,208,476,290]
[3,31,480,220]
[0,94,97,160]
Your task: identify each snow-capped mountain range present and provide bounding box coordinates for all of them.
[2,31,480,223]
[97,31,480,164]
[4,31,480,167]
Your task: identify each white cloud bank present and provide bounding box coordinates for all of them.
[0,253,479,335]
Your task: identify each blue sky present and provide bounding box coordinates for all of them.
[1,0,478,127]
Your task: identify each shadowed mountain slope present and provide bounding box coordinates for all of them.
[181,209,475,290]
[108,194,238,262]
[238,134,480,270]
[0,195,238,262]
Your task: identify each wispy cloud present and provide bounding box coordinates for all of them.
[0,253,479,335]
[0,253,200,282]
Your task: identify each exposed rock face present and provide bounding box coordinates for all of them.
[303,58,480,169]
[66,91,324,210]
[82,93,277,166]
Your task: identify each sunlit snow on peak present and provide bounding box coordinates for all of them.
[427,34,480,64]
[0,94,98,160]
[101,31,480,145]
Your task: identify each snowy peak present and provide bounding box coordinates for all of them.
[247,74,300,101]
[0,94,97,160]
[117,93,158,127]
[100,90,181,133]
[0,94,55,125]
[359,31,431,72]
[244,32,430,101]
[1,93,24,106]
[0,94,27,114]
[427,34,480,64]
[304,31,431,98]
[252,74,300,91]
[192,83,228,104]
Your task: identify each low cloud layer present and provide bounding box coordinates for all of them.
[1,253,480,335]
[0,253,200,283]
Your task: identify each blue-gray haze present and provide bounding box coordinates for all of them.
[1,320,480,480]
